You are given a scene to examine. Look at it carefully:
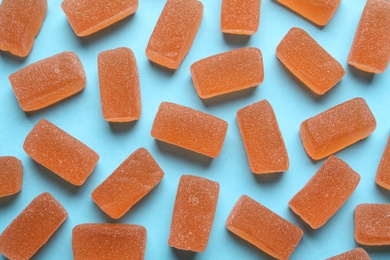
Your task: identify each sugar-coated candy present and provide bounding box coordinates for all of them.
[376,134,390,190]
[226,195,303,259]
[221,0,261,35]
[23,119,99,186]
[0,156,22,198]
[326,248,371,260]
[168,175,219,252]
[92,148,164,219]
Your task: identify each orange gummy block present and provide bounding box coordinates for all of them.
[151,102,228,158]
[0,192,68,260]
[327,248,371,260]
[220,0,261,35]
[168,175,219,252]
[236,100,289,174]
[191,47,264,99]
[276,27,345,95]
[300,98,376,160]
[23,119,99,186]
[9,51,86,112]
[355,204,390,245]
[376,135,390,190]
[62,0,138,37]
[72,224,146,260]
[0,0,47,57]
[92,148,164,219]
[146,0,203,69]
[226,195,303,259]
[0,156,22,198]
[347,0,390,73]
[289,156,360,229]
[98,47,141,122]
[276,0,341,26]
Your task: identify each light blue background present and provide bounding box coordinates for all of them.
[1,0,390,259]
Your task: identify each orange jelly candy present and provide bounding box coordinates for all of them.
[236,100,289,174]
[355,204,390,245]
[289,156,360,229]
[190,47,264,99]
[300,98,376,160]
[98,47,141,122]
[168,175,219,252]
[0,192,68,260]
[276,27,345,95]
[0,0,47,57]
[92,148,164,219]
[151,102,228,158]
[276,0,341,26]
[23,119,100,186]
[72,224,146,260]
[9,51,86,112]
[375,135,390,190]
[327,248,371,260]
[226,195,303,259]
[220,0,261,35]
[146,0,203,69]
[348,0,390,73]
[0,156,22,198]
[62,0,138,37]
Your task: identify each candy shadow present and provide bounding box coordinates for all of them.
[200,87,258,107]
[375,184,390,200]
[223,33,251,46]
[362,245,390,256]
[171,248,197,260]
[148,60,176,76]
[109,120,138,134]
[0,192,20,207]
[348,65,375,84]
[252,171,284,184]
[287,208,317,237]
[0,51,27,66]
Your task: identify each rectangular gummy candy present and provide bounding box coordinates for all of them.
[190,47,264,99]
[326,248,371,260]
[347,0,390,73]
[92,148,164,219]
[72,224,146,260]
[276,0,341,26]
[226,195,303,259]
[146,0,203,69]
[9,51,86,112]
[0,156,22,198]
[220,0,261,35]
[62,0,138,36]
[0,0,47,57]
[98,47,141,122]
[0,192,68,260]
[23,119,99,186]
[236,100,289,174]
[375,135,390,190]
[289,156,360,229]
[151,102,228,158]
[300,98,376,160]
[168,175,219,252]
[355,204,390,245]
[276,27,345,95]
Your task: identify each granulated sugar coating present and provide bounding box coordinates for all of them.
[276,27,345,95]
[220,0,261,35]
[92,148,164,219]
[151,102,228,158]
[9,51,86,112]
[376,135,390,190]
[300,98,376,160]
[98,47,141,122]
[72,224,146,260]
[355,204,390,245]
[226,195,303,260]
[348,0,390,73]
[190,47,264,99]
[61,0,138,37]
[0,192,68,260]
[23,119,99,186]
[0,156,22,198]
[146,0,203,69]
[236,100,289,174]
[326,248,371,260]
[0,0,47,57]
[276,0,341,26]
[289,156,360,229]
[168,175,219,252]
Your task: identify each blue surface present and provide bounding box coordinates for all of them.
[0,0,390,259]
